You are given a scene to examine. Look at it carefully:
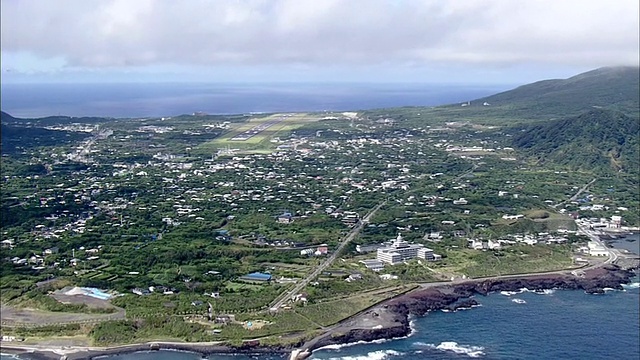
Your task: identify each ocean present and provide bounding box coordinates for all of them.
[0,82,508,118]
[3,277,637,360]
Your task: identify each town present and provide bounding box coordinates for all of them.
[1,109,638,346]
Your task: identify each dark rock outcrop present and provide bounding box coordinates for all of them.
[306,265,636,353]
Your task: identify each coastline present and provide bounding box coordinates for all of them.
[300,264,638,357]
[3,264,637,360]
[0,342,293,360]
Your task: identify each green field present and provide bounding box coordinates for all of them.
[436,245,576,279]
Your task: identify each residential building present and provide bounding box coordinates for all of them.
[316,244,329,255]
[277,212,293,224]
[610,216,622,228]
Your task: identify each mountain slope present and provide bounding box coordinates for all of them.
[1,111,92,154]
[473,66,640,119]
[1,111,17,124]
[511,108,640,173]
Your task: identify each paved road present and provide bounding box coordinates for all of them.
[552,178,596,209]
[576,222,621,265]
[269,201,386,311]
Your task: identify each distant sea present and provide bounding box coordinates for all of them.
[0,82,509,118]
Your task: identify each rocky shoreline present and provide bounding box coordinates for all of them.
[3,265,636,360]
[302,265,637,355]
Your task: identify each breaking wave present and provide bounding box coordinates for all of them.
[316,338,390,351]
[415,341,485,357]
[501,288,557,296]
[622,282,639,289]
[325,349,403,360]
[533,289,555,295]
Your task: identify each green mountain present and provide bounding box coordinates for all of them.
[474,66,640,119]
[1,111,91,154]
[1,110,111,126]
[511,108,640,174]
[1,111,17,123]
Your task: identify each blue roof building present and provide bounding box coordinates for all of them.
[239,272,272,283]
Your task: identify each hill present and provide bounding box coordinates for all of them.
[1,111,17,123]
[1,111,92,155]
[511,108,640,174]
[473,66,640,119]
[362,67,640,126]
[1,110,112,126]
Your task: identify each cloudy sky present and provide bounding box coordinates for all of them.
[2,0,638,84]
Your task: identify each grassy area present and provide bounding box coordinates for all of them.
[216,311,319,339]
[197,113,321,153]
[436,245,575,278]
[294,285,415,327]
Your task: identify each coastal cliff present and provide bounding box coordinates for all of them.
[4,266,635,360]
[302,265,636,356]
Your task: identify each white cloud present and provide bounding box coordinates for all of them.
[1,0,638,70]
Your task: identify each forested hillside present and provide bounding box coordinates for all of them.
[474,66,639,119]
[511,108,639,173]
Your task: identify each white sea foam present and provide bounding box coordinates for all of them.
[325,349,403,360]
[622,282,640,289]
[500,290,520,296]
[315,327,411,352]
[602,287,616,292]
[511,298,526,304]
[0,353,22,359]
[316,339,387,351]
[533,289,555,295]
[418,341,485,357]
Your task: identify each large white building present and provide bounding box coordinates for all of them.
[377,234,437,265]
[587,241,609,257]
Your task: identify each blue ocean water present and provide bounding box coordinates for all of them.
[0,82,508,118]
[311,279,640,360]
[3,278,637,360]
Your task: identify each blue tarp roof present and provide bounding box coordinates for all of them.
[241,272,272,280]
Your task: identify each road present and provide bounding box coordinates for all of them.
[269,201,386,311]
[552,178,596,209]
[576,222,621,265]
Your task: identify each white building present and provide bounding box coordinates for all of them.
[587,241,609,257]
[377,234,435,264]
[610,216,622,228]
[360,259,385,271]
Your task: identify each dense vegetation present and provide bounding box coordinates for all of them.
[511,108,640,174]
[473,66,640,119]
